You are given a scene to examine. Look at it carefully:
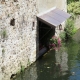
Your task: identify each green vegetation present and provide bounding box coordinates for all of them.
[28,59,31,66]
[64,0,80,40]
[16,65,25,78]
[2,49,5,54]
[49,36,61,50]
[59,31,66,41]
[16,62,25,75]
[59,19,77,41]
[68,2,80,16]
[1,29,8,39]
[21,65,25,72]
[19,62,25,72]
[67,0,79,4]
[64,19,77,40]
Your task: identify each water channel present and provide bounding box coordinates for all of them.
[12,40,80,80]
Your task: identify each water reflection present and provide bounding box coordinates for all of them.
[13,63,37,80]
[67,41,80,80]
[55,47,68,76]
[9,41,80,80]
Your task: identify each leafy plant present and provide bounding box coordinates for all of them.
[64,19,77,40]
[67,0,79,4]
[67,2,80,16]
[59,31,66,41]
[49,36,61,50]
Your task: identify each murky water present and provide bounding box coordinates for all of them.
[13,41,80,80]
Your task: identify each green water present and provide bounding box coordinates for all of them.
[13,41,80,80]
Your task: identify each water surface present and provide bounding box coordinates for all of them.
[13,41,80,80]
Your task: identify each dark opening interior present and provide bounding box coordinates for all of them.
[38,20,55,50]
[14,0,18,2]
[10,18,15,26]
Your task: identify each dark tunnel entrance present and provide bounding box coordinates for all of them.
[38,20,55,56]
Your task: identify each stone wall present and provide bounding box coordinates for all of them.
[0,0,38,79]
[0,0,67,80]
